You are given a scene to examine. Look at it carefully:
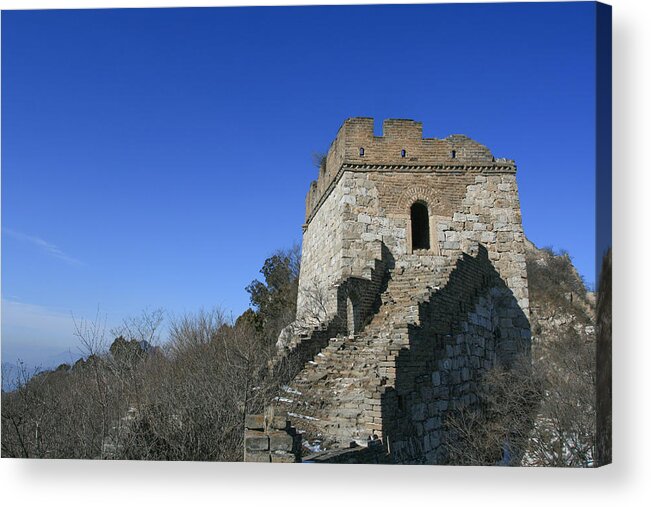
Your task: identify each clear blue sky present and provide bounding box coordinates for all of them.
[2,3,597,371]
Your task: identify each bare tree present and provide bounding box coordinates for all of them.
[107,307,278,461]
[445,356,543,466]
[523,329,596,467]
[312,152,327,173]
[110,308,165,346]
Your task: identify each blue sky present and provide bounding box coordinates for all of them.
[2,3,597,371]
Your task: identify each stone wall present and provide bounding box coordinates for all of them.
[380,247,530,464]
[268,245,530,464]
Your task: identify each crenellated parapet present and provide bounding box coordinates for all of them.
[305,117,516,224]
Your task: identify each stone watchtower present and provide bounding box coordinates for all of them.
[248,118,531,464]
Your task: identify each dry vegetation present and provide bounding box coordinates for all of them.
[1,248,299,460]
[446,243,598,466]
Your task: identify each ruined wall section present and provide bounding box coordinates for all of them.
[297,117,528,334]
[381,248,530,464]
[270,246,531,464]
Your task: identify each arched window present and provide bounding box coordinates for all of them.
[411,201,430,250]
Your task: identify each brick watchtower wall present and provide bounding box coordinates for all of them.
[295,118,529,330]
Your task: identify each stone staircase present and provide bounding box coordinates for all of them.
[269,242,391,386]
[273,255,456,448]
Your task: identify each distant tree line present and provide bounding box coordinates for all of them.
[1,246,300,461]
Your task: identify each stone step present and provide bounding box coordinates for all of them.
[276,261,461,448]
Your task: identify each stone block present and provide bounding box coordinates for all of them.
[480,231,496,243]
[497,231,514,243]
[411,403,427,421]
[245,414,265,430]
[445,231,459,242]
[269,431,294,452]
[270,416,289,430]
[245,430,269,451]
[431,371,441,386]
[245,451,271,463]
[271,453,297,463]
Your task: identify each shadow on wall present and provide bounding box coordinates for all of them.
[270,243,395,387]
[335,242,396,336]
[380,245,532,465]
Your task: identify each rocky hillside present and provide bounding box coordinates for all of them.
[523,238,596,467]
[526,238,595,348]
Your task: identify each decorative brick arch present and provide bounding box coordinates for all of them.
[396,186,444,217]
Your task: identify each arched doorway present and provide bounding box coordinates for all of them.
[411,201,430,250]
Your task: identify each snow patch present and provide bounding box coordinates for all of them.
[281,385,302,395]
[287,412,320,421]
[302,440,322,453]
